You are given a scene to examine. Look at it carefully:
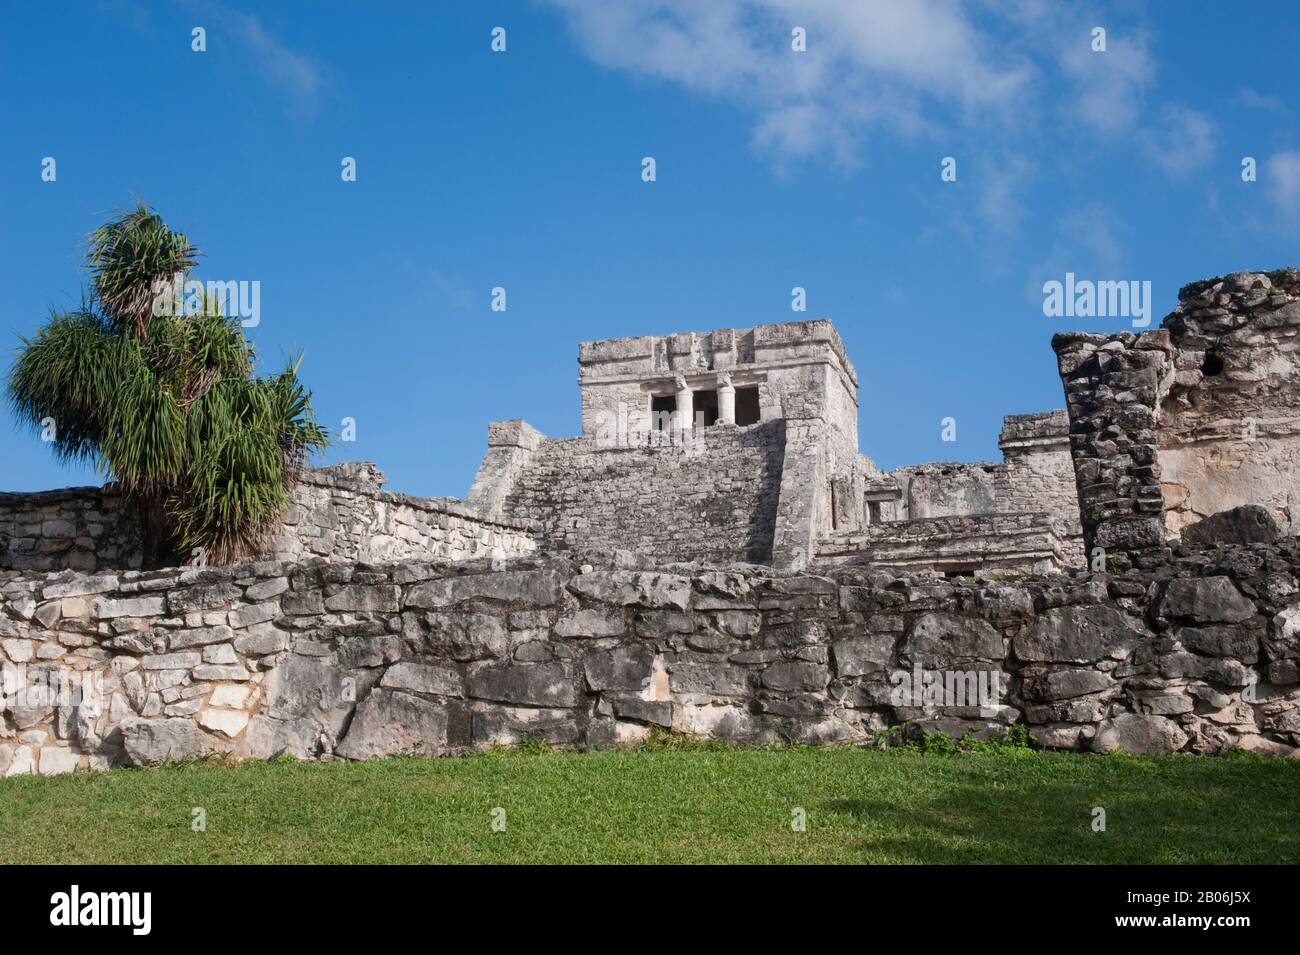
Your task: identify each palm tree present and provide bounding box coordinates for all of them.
[7,202,328,566]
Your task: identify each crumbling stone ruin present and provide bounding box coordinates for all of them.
[1,461,536,574]
[1054,268,1300,556]
[3,269,1300,772]
[467,320,1082,575]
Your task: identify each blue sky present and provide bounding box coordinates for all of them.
[2,0,1298,496]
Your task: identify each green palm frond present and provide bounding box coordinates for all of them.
[7,306,116,464]
[8,203,329,566]
[86,201,198,338]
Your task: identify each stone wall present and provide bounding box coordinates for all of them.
[1156,270,1300,536]
[0,487,143,574]
[1053,270,1300,554]
[4,540,1299,775]
[893,461,999,519]
[494,422,787,565]
[267,463,537,564]
[1052,329,1173,553]
[848,412,1084,572]
[817,512,1066,576]
[0,463,538,573]
[893,413,1079,525]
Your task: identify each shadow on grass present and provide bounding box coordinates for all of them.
[820,753,1300,864]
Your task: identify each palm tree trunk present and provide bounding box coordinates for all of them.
[136,491,174,569]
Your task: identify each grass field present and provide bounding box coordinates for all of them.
[1,742,1296,864]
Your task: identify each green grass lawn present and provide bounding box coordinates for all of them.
[1,744,1296,864]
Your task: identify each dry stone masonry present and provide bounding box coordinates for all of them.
[0,486,143,573]
[5,269,1300,767]
[1,462,536,574]
[1053,269,1300,555]
[3,540,1299,775]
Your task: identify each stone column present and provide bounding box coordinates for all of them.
[1051,329,1172,555]
[717,373,736,425]
[673,375,694,431]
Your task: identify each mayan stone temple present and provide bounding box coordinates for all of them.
[3,269,1300,772]
[467,319,1082,575]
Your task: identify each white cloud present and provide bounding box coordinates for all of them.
[1139,105,1216,177]
[1057,29,1153,133]
[547,0,1034,167]
[187,2,325,118]
[1235,87,1285,113]
[1266,151,1300,216]
[232,12,323,104]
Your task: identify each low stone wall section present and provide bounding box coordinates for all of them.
[0,462,537,572]
[3,539,1299,774]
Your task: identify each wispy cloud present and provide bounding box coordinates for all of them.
[1024,205,1129,307]
[232,12,323,105]
[187,1,326,118]
[1235,87,1285,113]
[1057,28,1153,133]
[1265,151,1300,221]
[548,0,1034,169]
[1139,105,1216,177]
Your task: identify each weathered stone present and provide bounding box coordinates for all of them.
[242,715,320,759]
[245,577,290,601]
[42,575,118,600]
[192,664,251,681]
[1021,667,1113,702]
[714,610,761,636]
[202,643,239,664]
[2,638,34,663]
[335,689,448,758]
[1156,577,1255,624]
[141,651,201,670]
[1177,625,1259,663]
[760,660,829,692]
[471,704,578,746]
[901,613,1003,666]
[167,583,242,614]
[324,584,400,612]
[234,626,289,656]
[468,661,575,707]
[209,683,252,708]
[38,747,78,776]
[416,611,510,661]
[1015,605,1144,663]
[91,595,166,620]
[668,660,749,697]
[567,571,691,610]
[197,708,250,738]
[380,662,463,697]
[262,655,355,736]
[513,640,553,662]
[335,635,400,669]
[831,634,894,676]
[1091,713,1189,755]
[1183,505,1278,546]
[553,609,625,638]
[406,570,562,609]
[607,694,672,727]
[583,644,655,692]
[120,717,221,765]
[228,602,278,629]
[169,625,234,650]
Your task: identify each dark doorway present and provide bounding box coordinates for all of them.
[693,389,719,427]
[735,386,760,426]
[650,394,676,431]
